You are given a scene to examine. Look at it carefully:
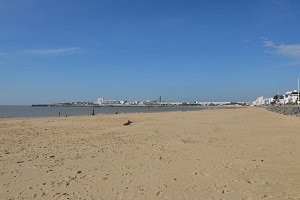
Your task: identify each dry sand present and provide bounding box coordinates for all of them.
[0,107,300,200]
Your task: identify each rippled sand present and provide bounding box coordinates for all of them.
[1,107,300,199]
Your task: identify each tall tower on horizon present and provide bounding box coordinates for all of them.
[297,76,300,106]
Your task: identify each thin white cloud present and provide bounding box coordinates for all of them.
[23,47,81,56]
[263,39,300,57]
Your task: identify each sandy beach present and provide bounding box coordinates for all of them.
[1,107,300,200]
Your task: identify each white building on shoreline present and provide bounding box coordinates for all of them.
[95,97,120,105]
[252,78,300,106]
[284,91,299,104]
[252,96,273,106]
[252,90,299,106]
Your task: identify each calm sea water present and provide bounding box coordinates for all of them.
[0,105,210,118]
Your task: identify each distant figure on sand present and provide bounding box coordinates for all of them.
[92,109,95,116]
[59,112,61,117]
[65,114,68,117]
[115,111,118,115]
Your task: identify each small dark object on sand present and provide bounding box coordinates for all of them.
[92,109,95,116]
[123,120,133,126]
[115,112,118,115]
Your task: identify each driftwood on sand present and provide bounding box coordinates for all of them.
[123,120,133,126]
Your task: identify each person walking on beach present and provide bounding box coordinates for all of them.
[92,109,95,116]
[59,112,61,117]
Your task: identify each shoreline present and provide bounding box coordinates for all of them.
[0,105,245,120]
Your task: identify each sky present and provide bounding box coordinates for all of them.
[1,0,300,105]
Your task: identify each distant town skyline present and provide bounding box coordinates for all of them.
[1,0,300,105]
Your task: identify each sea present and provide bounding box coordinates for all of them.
[0,105,211,118]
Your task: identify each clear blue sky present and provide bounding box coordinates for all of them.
[1,0,300,104]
